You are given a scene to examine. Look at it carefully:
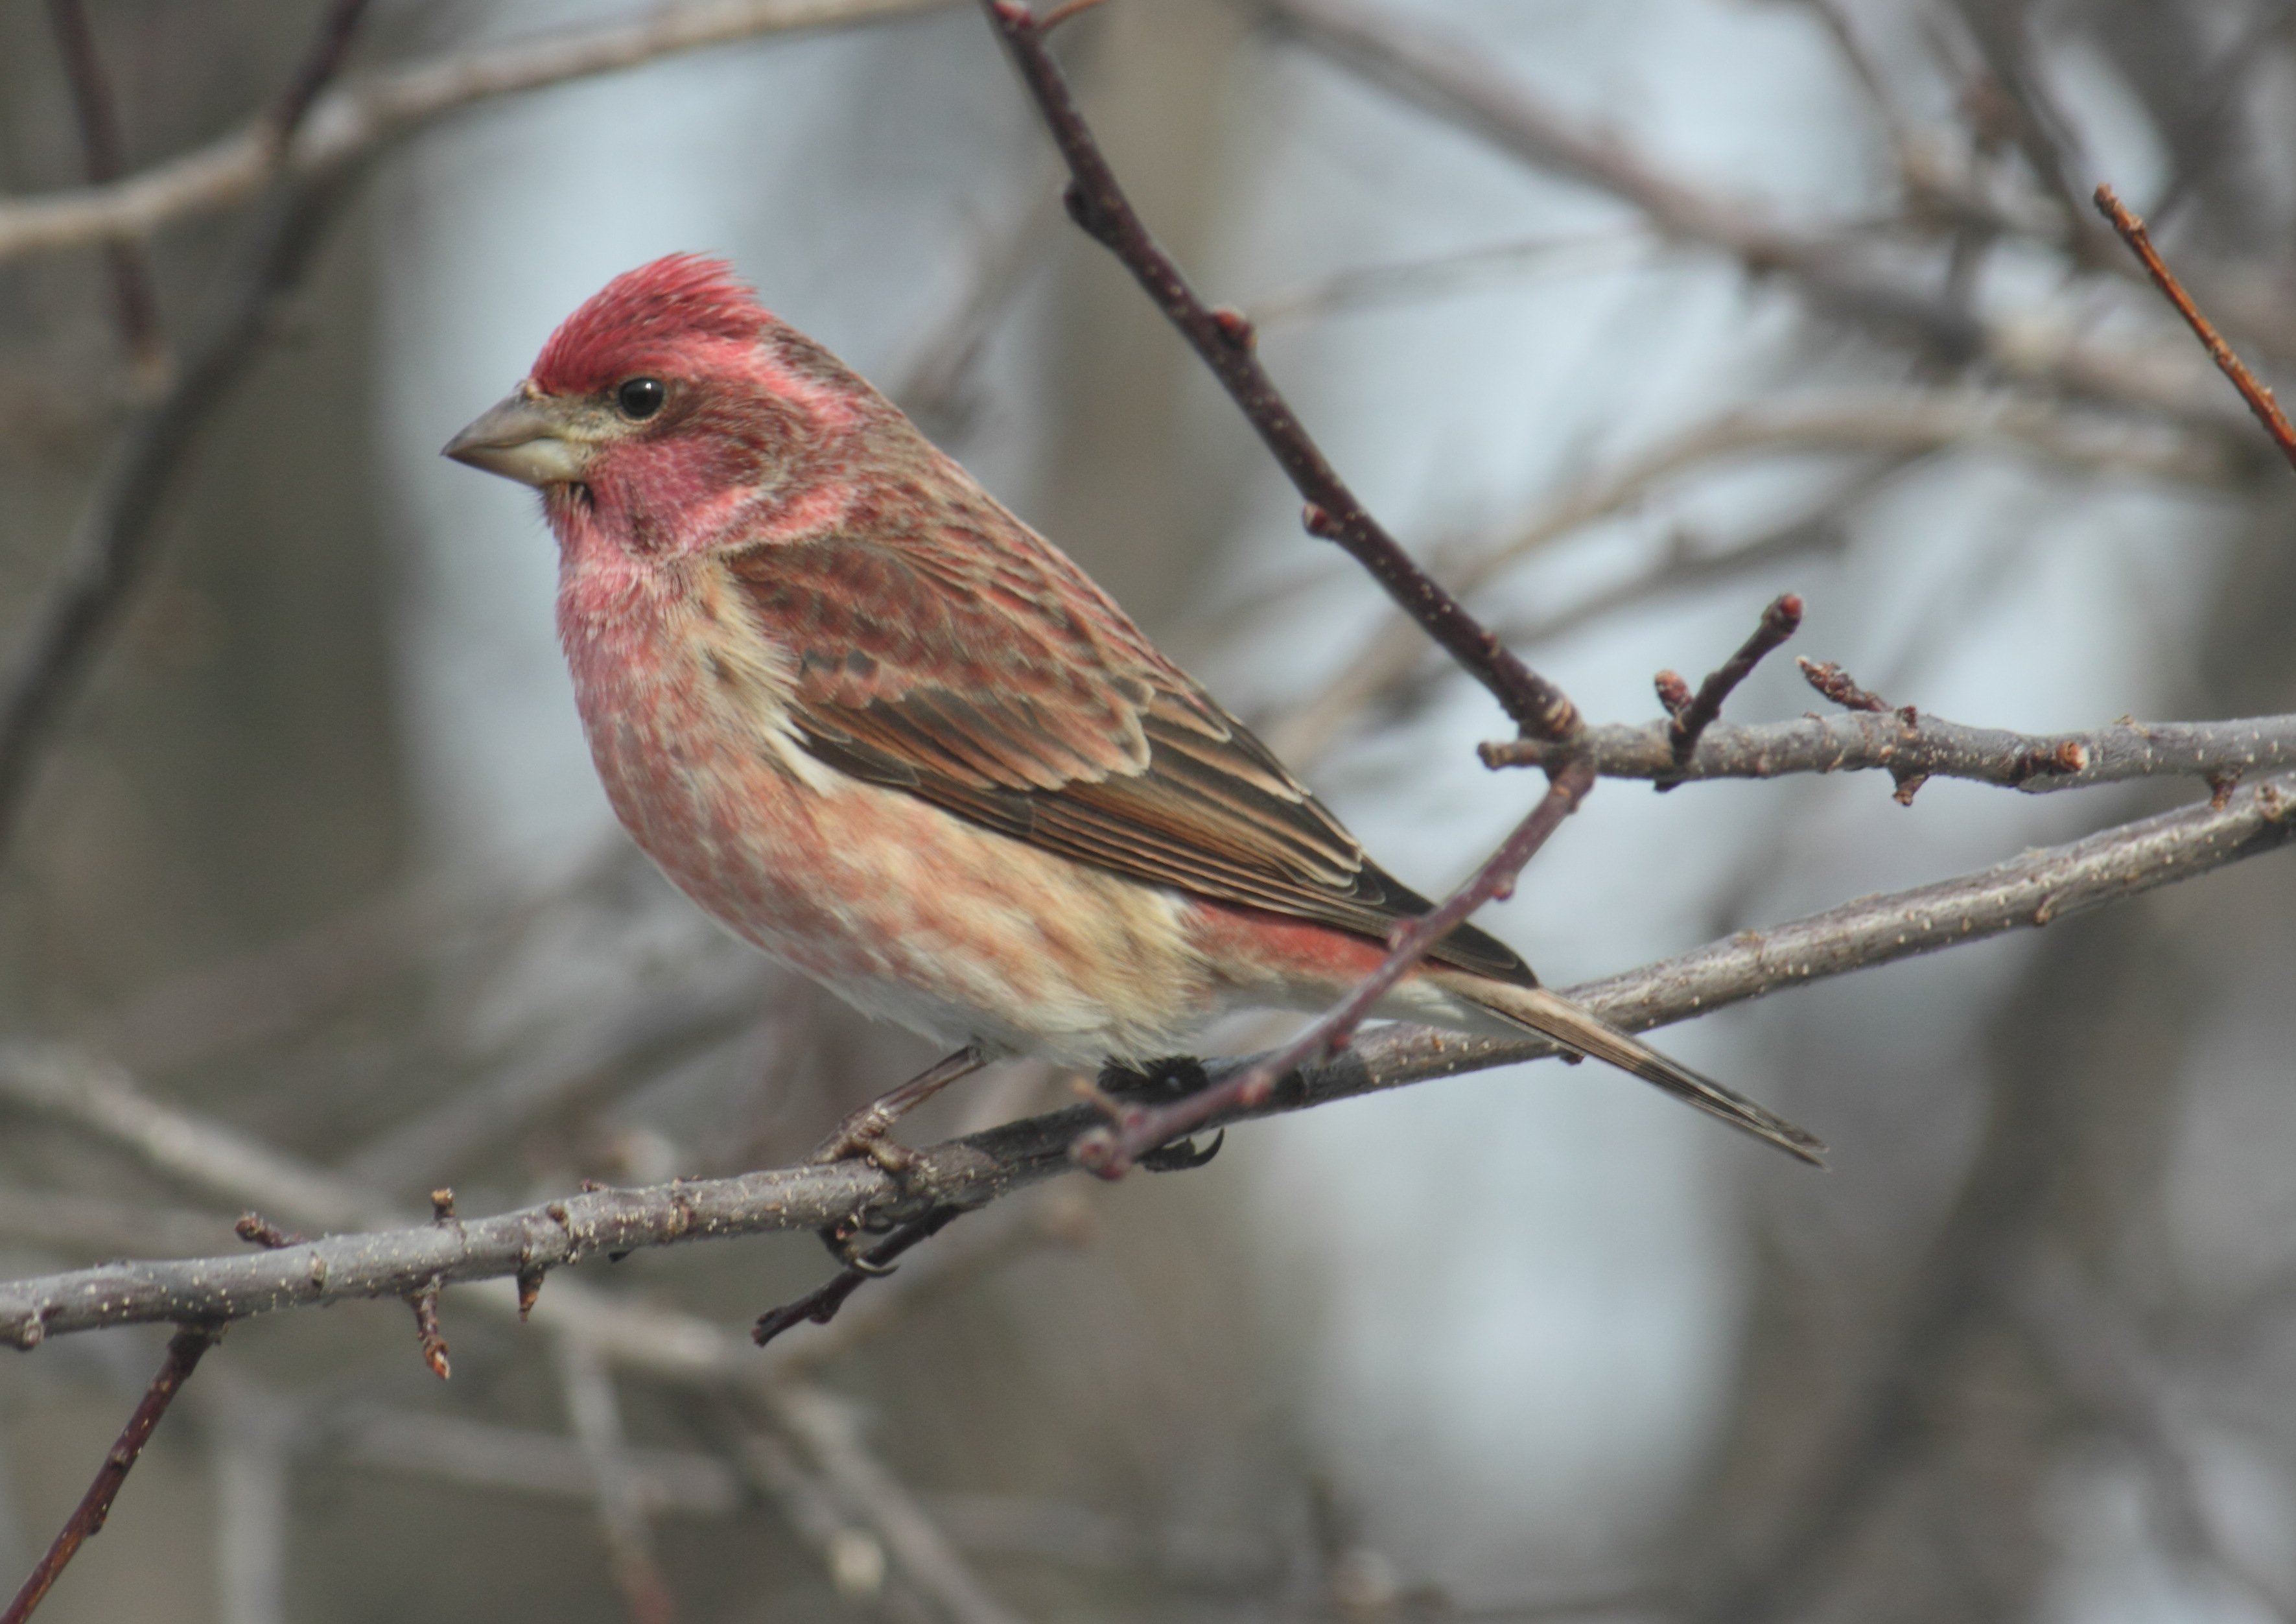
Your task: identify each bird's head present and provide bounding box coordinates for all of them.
[444,254,880,554]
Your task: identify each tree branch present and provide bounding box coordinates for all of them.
[1481,711,2296,801]
[3,773,2287,1348]
[979,0,1581,743]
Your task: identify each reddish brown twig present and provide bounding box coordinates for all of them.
[1661,593,1802,776]
[753,1206,968,1348]
[1075,759,1599,1175]
[1798,657,1891,714]
[408,1278,449,1380]
[980,0,1581,746]
[233,1212,301,1249]
[43,0,166,385]
[1,1324,218,1624]
[2094,183,2296,474]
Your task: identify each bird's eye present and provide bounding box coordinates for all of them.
[615,377,666,420]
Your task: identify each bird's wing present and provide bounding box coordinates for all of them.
[725,530,1534,986]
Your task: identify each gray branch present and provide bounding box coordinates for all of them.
[1484,711,2296,795]
[1,773,2289,1349]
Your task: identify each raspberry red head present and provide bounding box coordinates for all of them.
[530,253,772,398]
[442,253,901,556]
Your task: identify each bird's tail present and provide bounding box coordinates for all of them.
[1438,974,1827,1166]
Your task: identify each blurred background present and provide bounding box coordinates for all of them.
[1,0,2293,1619]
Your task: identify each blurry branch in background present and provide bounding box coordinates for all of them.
[0,0,381,858]
[41,0,168,388]
[1,765,2288,1347]
[1262,0,2271,423]
[0,0,959,265]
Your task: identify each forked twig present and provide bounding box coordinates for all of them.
[1658,593,1803,779]
[1,1324,219,1624]
[2094,183,2296,473]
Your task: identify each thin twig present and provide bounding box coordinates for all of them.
[2094,182,2296,472]
[0,771,2290,1345]
[43,0,167,385]
[1074,759,1599,1175]
[981,0,1580,744]
[1663,593,1804,768]
[0,1324,218,1624]
[1797,657,1892,714]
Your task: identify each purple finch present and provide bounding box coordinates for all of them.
[445,255,1819,1164]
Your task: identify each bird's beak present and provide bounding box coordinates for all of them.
[442,388,594,487]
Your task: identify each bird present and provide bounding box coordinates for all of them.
[443,253,1822,1171]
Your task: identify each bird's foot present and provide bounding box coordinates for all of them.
[805,1107,925,1177]
[1139,1129,1224,1173]
[1097,1054,1212,1103]
[804,1045,988,1174]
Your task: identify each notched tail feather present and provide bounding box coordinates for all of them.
[1459,979,1827,1166]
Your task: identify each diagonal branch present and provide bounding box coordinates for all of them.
[979,0,1580,743]
[1,773,2287,1348]
[1,1324,218,1624]
[1075,759,1597,1173]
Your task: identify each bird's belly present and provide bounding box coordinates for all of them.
[567,625,1219,1066]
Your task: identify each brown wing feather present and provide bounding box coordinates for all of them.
[726,526,1532,987]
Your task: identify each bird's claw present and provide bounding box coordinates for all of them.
[817,1206,900,1273]
[1138,1129,1224,1173]
[807,1111,924,1177]
[1097,1054,1212,1103]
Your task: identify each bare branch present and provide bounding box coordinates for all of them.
[1,1325,218,1624]
[1481,711,2296,801]
[2,773,2287,1347]
[980,0,1581,743]
[0,0,957,265]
